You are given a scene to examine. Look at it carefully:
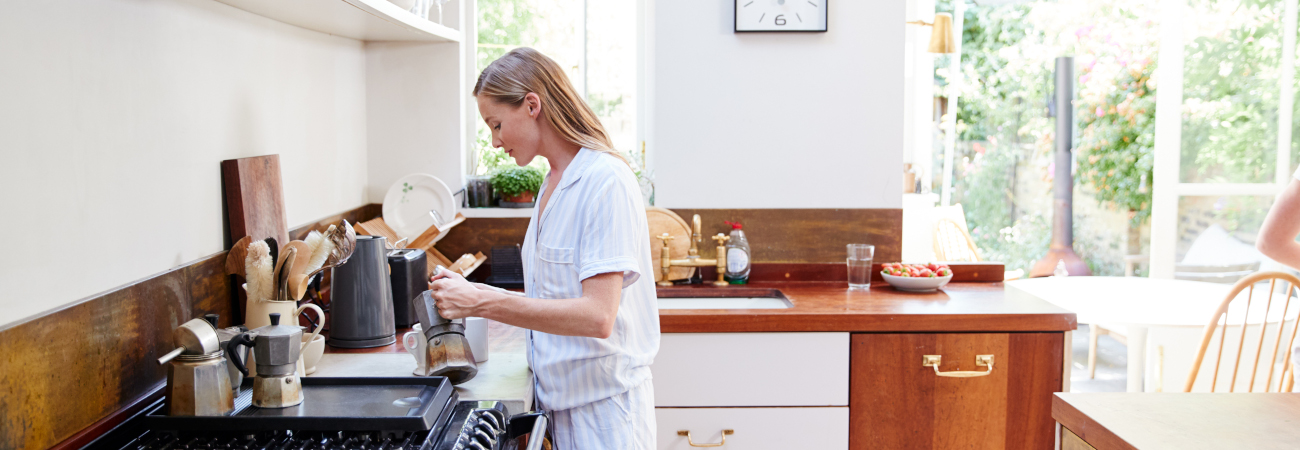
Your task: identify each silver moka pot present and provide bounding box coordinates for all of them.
[328,235,397,348]
[413,290,478,384]
[157,317,234,416]
[228,313,304,408]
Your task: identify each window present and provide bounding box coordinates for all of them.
[1149,0,1300,277]
[472,0,641,175]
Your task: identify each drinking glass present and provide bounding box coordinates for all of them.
[847,244,875,290]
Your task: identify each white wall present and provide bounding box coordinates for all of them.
[0,0,369,328]
[365,41,467,203]
[649,0,905,209]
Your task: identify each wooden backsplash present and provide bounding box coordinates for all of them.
[0,204,896,449]
[438,208,902,264]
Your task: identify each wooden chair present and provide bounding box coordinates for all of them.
[1183,271,1300,393]
[931,204,1024,280]
[933,218,981,262]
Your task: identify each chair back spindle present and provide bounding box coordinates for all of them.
[1185,272,1300,393]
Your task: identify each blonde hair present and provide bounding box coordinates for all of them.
[474,47,629,166]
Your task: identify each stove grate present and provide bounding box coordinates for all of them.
[122,429,434,450]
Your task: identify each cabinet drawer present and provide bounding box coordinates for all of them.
[849,333,1064,450]
[652,333,849,407]
[656,407,848,450]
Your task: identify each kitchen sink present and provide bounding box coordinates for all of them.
[655,288,792,309]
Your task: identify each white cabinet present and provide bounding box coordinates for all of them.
[656,407,848,450]
[651,332,850,449]
[651,332,850,407]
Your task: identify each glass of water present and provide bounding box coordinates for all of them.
[847,244,875,290]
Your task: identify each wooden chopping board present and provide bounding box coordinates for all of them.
[222,155,290,247]
[647,207,694,282]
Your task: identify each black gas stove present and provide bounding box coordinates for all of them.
[86,378,547,450]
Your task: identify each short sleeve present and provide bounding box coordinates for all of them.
[577,172,644,288]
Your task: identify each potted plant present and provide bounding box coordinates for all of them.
[490,165,544,207]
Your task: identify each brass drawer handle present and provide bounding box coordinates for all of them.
[922,354,994,377]
[677,429,734,447]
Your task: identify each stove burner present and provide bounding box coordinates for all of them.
[124,429,434,450]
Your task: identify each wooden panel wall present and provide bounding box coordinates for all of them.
[0,204,381,450]
[436,208,903,264]
[0,254,234,450]
[668,209,902,263]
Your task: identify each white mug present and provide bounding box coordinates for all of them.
[465,317,489,363]
[403,324,429,376]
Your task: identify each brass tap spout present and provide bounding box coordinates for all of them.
[655,214,730,287]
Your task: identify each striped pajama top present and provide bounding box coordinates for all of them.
[521,147,661,411]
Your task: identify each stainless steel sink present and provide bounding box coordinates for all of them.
[655,288,792,310]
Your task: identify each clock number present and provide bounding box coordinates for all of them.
[774,14,787,25]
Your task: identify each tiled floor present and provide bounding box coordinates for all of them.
[1069,324,1128,393]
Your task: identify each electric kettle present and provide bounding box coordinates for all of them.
[328,235,397,348]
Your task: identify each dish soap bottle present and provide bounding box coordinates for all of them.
[724,221,751,284]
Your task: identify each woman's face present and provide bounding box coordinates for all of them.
[477,93,542,166]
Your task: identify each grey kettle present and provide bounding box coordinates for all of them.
[328,235,396,348]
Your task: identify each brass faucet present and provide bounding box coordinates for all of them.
[655,214,729,287]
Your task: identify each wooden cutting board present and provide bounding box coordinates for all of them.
[647,207,694,282]
[222,155,290,247]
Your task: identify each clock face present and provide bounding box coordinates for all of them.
[735,0,828,32]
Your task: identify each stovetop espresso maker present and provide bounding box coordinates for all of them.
[157,316,234,416]
[227,313,304,408]
[413,289,478,384]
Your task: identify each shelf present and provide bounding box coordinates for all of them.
[213,0,462,42]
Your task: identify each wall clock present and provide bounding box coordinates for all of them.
[735,0,828,32]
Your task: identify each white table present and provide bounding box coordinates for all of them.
[1009,277,1292,393]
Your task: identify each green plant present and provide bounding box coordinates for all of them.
[1076,57,1156,227]
[490,165,544,198]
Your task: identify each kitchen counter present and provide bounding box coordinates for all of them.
[314,320,533,414]
[656,281,1076,333]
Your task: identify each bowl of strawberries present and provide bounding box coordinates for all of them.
[880,263,953,292]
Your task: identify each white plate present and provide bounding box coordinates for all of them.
[881,272,953,292]
[383,174,457,239]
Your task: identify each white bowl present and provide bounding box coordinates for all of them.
[881,272,953,292]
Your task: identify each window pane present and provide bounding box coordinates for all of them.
[586,0,639,156]
[1179,0,1288,183]
[529,0,585,93]
[1174,196,1271,265]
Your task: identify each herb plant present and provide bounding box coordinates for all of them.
[490,165,544,198]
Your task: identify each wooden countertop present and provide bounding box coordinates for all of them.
[656,282,1077,333]
[1053,393,1300,450]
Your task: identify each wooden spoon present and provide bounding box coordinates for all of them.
[281,241,313,301]
[225,236,252,277]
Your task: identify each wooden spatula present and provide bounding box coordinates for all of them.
[225,236,252,277]
[281,240,313,301]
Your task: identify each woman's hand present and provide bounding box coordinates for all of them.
[429,268,489,320]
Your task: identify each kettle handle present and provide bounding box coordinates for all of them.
[227,332,256,377]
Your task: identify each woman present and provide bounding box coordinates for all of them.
[429,47,659,449]
[1258,173,1300,268]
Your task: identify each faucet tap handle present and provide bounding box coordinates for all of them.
[692,215,703,243]
[712,234,730,245]
[655,233,675,242]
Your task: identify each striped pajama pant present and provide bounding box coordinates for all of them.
[546,379,656,450]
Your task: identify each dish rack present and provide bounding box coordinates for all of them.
[355,213,487,278]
